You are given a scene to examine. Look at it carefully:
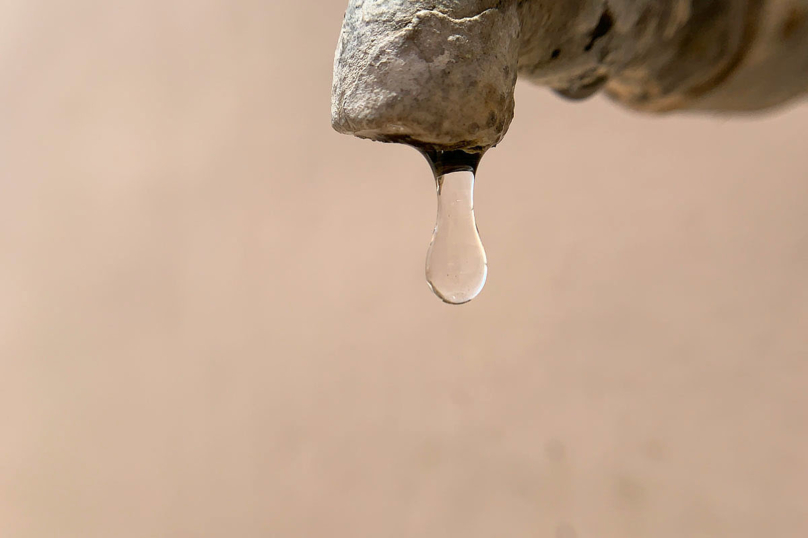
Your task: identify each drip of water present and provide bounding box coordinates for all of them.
[421,149,488,305]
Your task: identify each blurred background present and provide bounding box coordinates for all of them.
[1,1,807,537]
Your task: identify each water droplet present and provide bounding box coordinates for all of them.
[421,149,488,305]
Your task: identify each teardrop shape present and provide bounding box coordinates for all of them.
[422,149,488,305]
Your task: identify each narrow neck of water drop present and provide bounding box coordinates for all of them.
[435,170,476,225]
[421,149,488,305]
[422,148,483,178]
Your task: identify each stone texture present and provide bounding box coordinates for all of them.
[333,0,808,150]
[331,0,521,152]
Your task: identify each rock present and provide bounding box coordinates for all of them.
[332,0,808,150]
[331,0,520,152]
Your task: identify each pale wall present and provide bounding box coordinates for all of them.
[1,2,807,537]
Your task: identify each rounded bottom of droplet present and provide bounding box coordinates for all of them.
[426,279,486,305]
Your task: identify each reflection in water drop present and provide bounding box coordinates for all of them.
[422,149,488,305]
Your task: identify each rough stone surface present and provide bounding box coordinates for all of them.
[331,0,520,152]
[332,0,808,150]
[599,0,808,112]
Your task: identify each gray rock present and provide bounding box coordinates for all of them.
[331,0,520,151]
[332,0,808,151]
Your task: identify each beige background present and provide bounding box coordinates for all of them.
[1,1,807,537]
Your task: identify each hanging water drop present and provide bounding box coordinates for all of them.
[421,149,488,305]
